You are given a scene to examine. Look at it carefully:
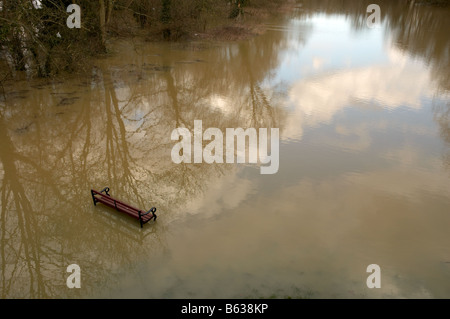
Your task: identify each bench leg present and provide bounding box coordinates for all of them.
[139,211,143,228]
[91,190,97,206]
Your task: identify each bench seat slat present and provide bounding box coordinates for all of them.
[94,193,141,212]
[96,196,141,216]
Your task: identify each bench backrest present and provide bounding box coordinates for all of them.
[91,189,142,213]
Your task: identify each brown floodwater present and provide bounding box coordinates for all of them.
[1,1,450,298]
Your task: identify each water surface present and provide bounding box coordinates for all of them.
[1,1,449,298]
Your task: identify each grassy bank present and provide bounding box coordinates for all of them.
[0,0,293,81]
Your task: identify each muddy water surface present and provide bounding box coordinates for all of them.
[1,2,450,298]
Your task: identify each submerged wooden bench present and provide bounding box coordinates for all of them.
[91,187,157,228]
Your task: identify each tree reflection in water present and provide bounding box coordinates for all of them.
[0,0,449,298]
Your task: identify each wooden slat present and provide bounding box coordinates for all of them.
[91,189,156,227]
[96,197,140,218]
[92,190,142,212]
[92,189,155,223]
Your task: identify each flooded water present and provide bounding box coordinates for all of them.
[1,1,450,298]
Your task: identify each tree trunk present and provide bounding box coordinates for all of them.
[161,0,171,39]
[99,0,107,49]
[106,0,113,26]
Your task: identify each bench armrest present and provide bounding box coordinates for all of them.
[100,187,110,196]
[141,207,157,216]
